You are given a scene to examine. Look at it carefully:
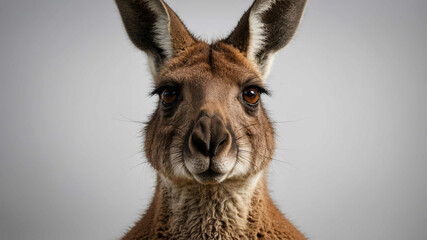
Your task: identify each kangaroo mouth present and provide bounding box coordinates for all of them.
[184,154,237,185]
[193,168,228,184]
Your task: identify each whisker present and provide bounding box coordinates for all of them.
[275,147,296,151]
[234,119,305,135]
[234,122,271,135]
[113,114,145,124]
[119,150,144,161]
[130,160,150,170]
[238,149,293,167]
[237,155,259,169]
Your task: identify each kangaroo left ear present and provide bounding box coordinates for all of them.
[225,0,307,79]
[116,0,196,77]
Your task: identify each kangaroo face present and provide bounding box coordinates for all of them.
[116,0,306,185]
[145,42,274,184]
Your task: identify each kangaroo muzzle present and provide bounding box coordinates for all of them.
[185,113,236,184]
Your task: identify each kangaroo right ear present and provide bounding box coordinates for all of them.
[115,0,196,76]
[225,0,307,80]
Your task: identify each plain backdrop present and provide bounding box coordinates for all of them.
[1,0,426,239]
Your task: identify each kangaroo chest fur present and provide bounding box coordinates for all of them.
[122,174,305,240]
[159,175,258,239]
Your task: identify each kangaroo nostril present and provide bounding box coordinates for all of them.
[209,133,229,158]
[191,131,210,156]
[189,116,211,156]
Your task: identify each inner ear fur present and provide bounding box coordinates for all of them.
[225,0,307,79]
[115,0,196,75]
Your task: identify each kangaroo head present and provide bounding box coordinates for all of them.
[116,0,306,185]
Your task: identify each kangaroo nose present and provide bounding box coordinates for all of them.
[189,115,230,158]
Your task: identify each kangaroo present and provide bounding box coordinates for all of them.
[116,0,307,239]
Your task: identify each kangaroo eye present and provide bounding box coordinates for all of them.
[243,88,260,105]
[161,89,178,105]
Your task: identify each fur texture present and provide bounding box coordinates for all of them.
[122,173,305,240]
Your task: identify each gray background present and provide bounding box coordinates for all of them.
[1,0,426,239]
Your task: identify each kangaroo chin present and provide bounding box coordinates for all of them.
[116,0,307,239]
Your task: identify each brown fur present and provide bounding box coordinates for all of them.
[115,0,307,239]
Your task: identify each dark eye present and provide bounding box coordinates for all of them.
[161,88,178,105]
[243,88,260,105]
